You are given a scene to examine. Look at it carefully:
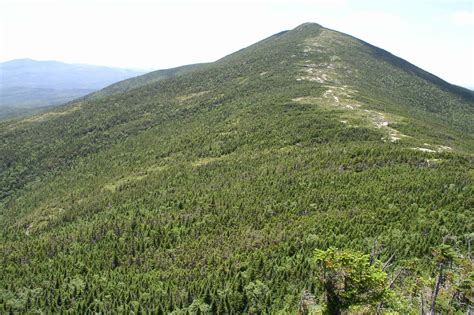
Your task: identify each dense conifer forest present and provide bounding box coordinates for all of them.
[0,23,472,313]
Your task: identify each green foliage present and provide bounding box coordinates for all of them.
[0,23,472,313]
[170,298,212,315]
[432,243,458,264]
[90,63,207,99]
[313,247,388,314]
[245,280,270,314]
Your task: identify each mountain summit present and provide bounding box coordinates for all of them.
[0,23,472,313]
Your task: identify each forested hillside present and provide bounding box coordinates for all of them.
[89,63,207,99]
[0,23,472,314]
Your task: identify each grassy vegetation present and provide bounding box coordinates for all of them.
[0,23,472,313]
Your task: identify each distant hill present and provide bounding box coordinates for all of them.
[0,23,473,314]
[0,59,145,119]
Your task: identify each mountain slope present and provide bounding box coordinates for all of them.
[89,63,208,98]
[0,23,472,314]
[0,59,145,119]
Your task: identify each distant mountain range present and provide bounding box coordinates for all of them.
[0,59,145,119]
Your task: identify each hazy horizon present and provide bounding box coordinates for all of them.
[0,57,153,72]
[2,46,473,91]
[0,0,473,87]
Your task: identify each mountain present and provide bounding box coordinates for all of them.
[89,63,208,98]
[0,59,145,120]
[0,23,472,314]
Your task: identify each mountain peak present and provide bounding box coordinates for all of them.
[293,22,323,31]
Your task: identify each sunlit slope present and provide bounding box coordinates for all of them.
[0,23,472,313]
[1,23,472,202]
[88,63,207,98]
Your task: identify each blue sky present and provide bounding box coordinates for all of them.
[0,0,472,87]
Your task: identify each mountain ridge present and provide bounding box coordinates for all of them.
[0,22,472,314]
[291,23,473,98]
[0,58,146,120]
